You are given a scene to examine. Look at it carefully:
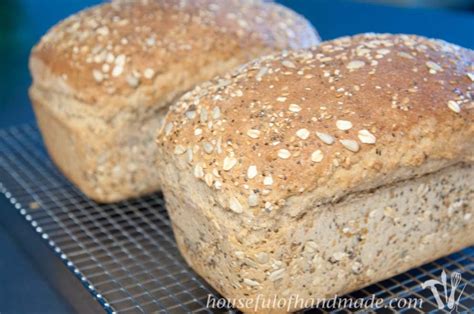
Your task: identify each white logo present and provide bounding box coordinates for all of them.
[421,269,466,312]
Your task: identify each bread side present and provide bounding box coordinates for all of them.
[29,0,320,202]
[162,156,472,313]
[30,87,168,202]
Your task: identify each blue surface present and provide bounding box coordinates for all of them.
[0,0,473,313]
[0,230,68,314]
[0,200,73,314]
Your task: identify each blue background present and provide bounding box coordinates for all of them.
[0,0,473,313]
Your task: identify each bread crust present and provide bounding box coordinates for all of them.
[29,0,320,202]
[29,0,319,111]
[158,33,474,214]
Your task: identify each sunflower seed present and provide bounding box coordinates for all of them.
[289,104,301,112]
[282,60,296,68]
[143,68,155,79]
[346,60,365,70]
[447,100,461,113]
[247,129,261,139]
[358,129,376,144]
[340,139,360,152]
[263,175,273,186]
[316,131,335,145]
[229,197,243,214]
[174,145,186,155]
[296,128,310,140]
[278,149,291,159]
[336,120,353,131]
[426,61,442,72]
[247,165,257,179]
[243,278,260,286]
[194,164,204,178]
[248,193,259,207]
[268,269,286,281]
[223,156,237,171]
[311,150,324,162]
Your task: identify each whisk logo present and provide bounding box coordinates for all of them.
[421,269,465,312]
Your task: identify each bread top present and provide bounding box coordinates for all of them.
[29,0,319,106]
[157,33,474,215]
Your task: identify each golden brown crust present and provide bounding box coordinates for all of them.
[29,0,319,106]
[157,33,474,214]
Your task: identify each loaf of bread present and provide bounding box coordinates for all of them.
[28,0,319,202]
[156,33,474,313]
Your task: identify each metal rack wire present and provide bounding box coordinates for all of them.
[0,124,472,313]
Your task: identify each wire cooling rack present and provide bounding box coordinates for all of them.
[0,124,472,314]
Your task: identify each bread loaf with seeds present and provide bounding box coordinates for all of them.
[156,33,474,313]
[28,0,319,202]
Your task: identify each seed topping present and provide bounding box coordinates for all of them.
[247,165,258,179]
[263,175,273,186]
[248,193,259,207]
[223,156,237,171]
[247,129,261,139]
[316,132,335,145]
[447,100,461,113]
[340,139,360,152]
[358,129,376,144]
[346,60,365,70]
[336,120,353,131]
[296,128,310,140]
[311,150,324,162]
[278,149,291,159]
[289,104,301,112]
[229,197,243,214]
